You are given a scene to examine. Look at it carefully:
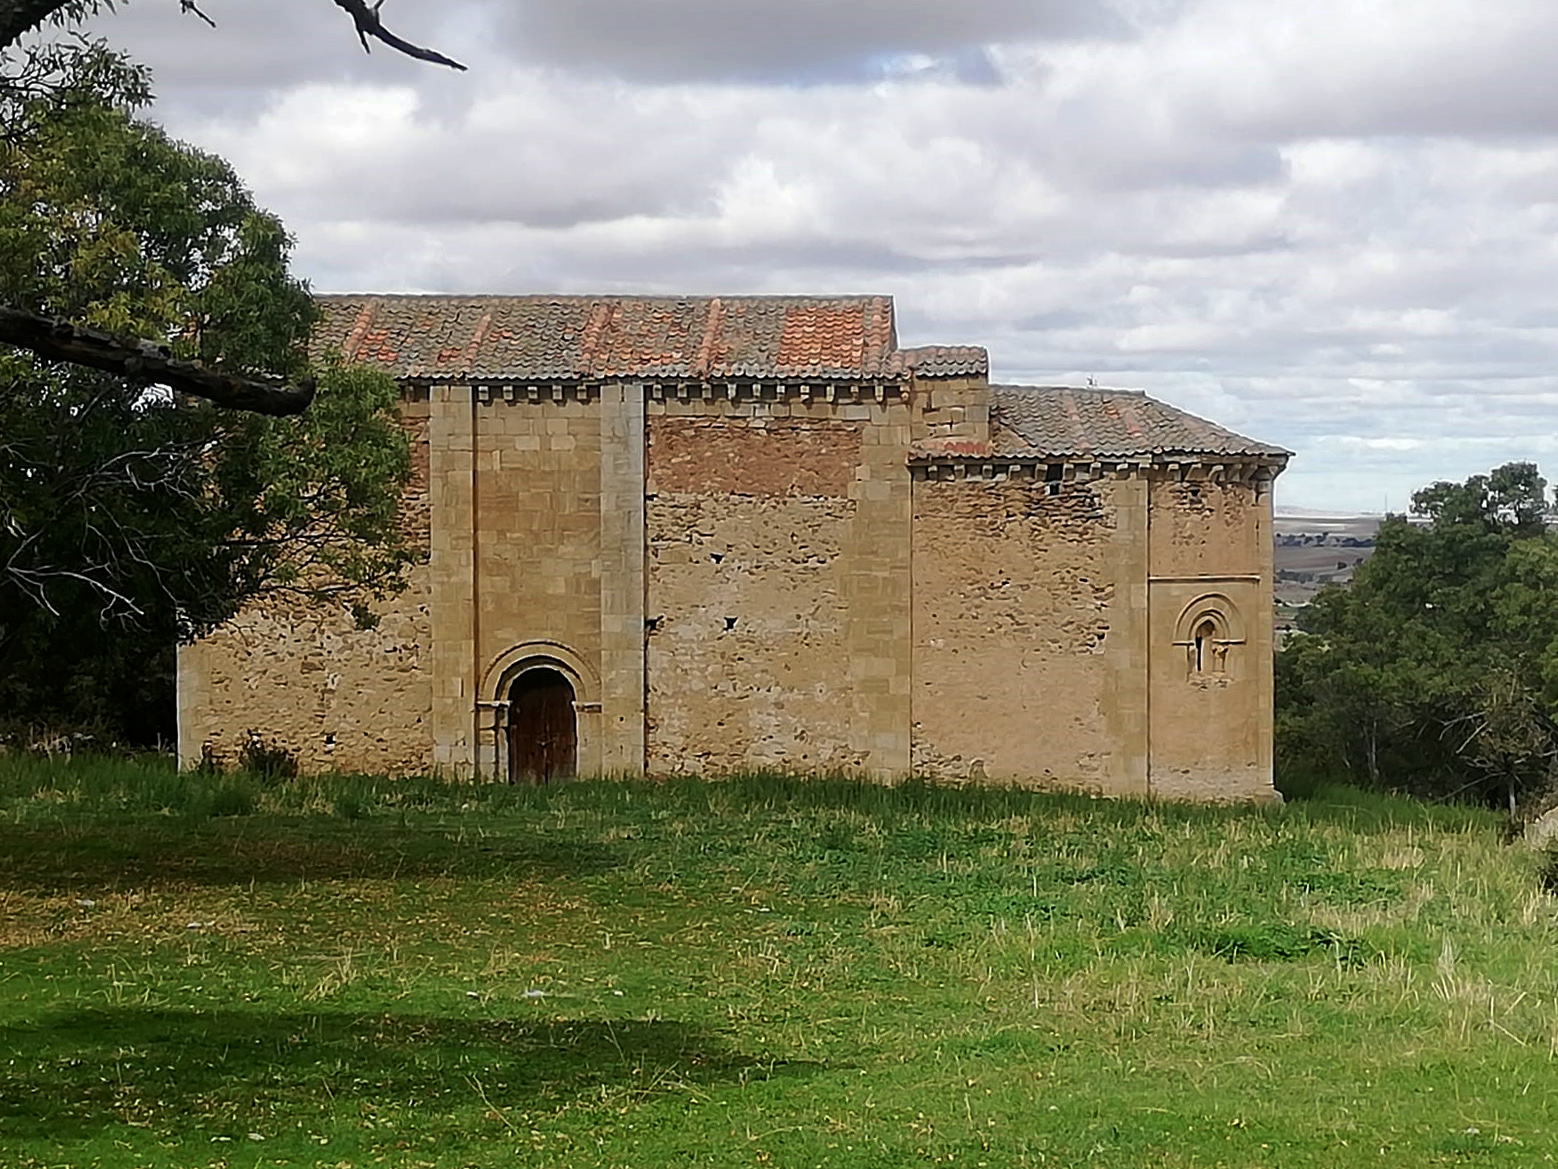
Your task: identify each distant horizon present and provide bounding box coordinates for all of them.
[1274,504,1386,519]
[85,0,1558,529]
[1271,453,1558,515]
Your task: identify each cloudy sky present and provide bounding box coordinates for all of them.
[82,0,1558,511]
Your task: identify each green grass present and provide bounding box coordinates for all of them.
[0,757,1554,1168]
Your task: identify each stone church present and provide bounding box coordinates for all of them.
[177,294,1289,800]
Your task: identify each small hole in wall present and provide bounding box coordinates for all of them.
[710,552,724,564]
[645,615,664,633]
[324,734,336,749]
[724,616,738,631]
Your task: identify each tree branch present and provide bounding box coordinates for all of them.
[0,0,79,51]
[331,0,467,71]
[1,0,467,74]
[0,306,314,415]
[178,0,216,29]
[0,0,463,412]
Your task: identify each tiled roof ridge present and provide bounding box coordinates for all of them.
[694,296,724,380]
[993,382,1147,396]
[985,383,1289,460]
[576,301,613,376]
[892,344,990,377]
[312,292,985,383]
[313,292,889,304]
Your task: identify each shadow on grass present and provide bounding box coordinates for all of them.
[0,820,619,891]
[0,1007,819,1140]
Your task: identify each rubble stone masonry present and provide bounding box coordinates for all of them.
[180,368,1280,799]
[177,396,435,775]
[912,474,1134,790]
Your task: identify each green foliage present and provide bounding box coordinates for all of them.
[2,764,1553,1168]
[1196,922,1361,963]
[237,735,299,782]
[207,779,257,818]
[0,50,414,744]
[1537,842,1558,896]
[1278,461,1558,808]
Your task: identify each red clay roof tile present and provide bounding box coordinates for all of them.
[315,294,919,382]
[987,385,1289,460]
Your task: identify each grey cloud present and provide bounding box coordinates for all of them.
[490,0,1129,83]
[82,0,483,108]
[49,0,1558,510]
[1161,1,1558,140]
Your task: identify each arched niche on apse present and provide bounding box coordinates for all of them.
[1171,593,1246,683]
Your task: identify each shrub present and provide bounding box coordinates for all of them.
[239,734,298,782]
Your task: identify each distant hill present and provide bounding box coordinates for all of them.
[1273,512,1380,614]
[1275,507,1385,520]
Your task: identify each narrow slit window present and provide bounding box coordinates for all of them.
[1194,618,1218,673]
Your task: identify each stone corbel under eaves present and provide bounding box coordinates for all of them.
[403,378,917,406]
[907,454,1288,485]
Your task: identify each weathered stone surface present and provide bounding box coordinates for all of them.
[178,398,435,775]
[1147,472,1278,802]
[1523,804,1558,852]
[912,477,1119,787]
[651,417,862,498]
[647,492,858,773]
[179,301,1285,801]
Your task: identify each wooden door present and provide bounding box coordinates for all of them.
[508,669,577,783]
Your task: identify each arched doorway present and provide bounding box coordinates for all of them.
[508,668,577,784]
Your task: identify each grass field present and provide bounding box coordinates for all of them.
[1,758,1555,1168]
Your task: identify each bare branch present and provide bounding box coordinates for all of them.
[0,306,314,415]
[1,0,468,70]
[178,0,216,30]
[331,0,467,70]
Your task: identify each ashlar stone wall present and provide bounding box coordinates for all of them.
[180,372,1279,801]
[466,389,608,778]
[1146,470,1276,801]
[909,459,1276,800]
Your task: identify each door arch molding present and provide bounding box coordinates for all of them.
[481,641,600,782]
[483,640,598,707]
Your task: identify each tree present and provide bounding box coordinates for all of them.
[0,0,463,413]
[0,0,466,67]
[0,59,416,744]
[0,3,456,742]
[1278,462,1558,809]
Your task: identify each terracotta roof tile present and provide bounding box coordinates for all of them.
[315,294,904,382]
[892,345,989,377]
[987,385,1289,460]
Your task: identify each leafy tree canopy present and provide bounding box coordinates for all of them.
[1279,461,1558,809]
[0,47,415,743]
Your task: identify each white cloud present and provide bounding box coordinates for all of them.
[57,0,1558,508]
